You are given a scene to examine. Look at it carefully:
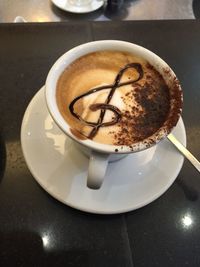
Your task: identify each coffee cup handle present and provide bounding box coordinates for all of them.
[87,151,109,189]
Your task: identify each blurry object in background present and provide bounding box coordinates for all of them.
[193,0,200,18]
[13,16,27,22]
[51,0,104,14]
[0,0,195,22]
[69,0,92,6]
[106,0,124,12]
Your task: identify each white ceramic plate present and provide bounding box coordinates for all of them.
[21,87,186,214]
[51,0,104,14]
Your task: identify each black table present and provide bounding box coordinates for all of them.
[0,21,200,267]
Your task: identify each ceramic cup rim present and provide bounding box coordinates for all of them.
[45,40,182,154]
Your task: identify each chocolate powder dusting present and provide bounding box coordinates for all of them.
[164,74,183,130]
[113,64,175,146]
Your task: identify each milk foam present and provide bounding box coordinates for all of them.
[81,84,125,123]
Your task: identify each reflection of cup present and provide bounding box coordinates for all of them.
[45,40,182,190]
[68,0,92,6]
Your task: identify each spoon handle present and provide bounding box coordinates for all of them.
[167,133,200,173]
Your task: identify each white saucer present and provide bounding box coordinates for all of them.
[21,87,186,214]
[51,0,104,14]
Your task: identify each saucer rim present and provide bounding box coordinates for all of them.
[21,87,186,214]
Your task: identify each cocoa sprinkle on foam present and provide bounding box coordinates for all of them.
[111,67,172,146]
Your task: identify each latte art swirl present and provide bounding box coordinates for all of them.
[69,63,143,138]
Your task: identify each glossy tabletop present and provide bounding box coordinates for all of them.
[0,20,200,267]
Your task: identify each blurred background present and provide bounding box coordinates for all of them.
[0,0,199,22]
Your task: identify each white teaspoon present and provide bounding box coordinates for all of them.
[168,133,200,173]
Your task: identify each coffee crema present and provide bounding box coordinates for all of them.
[56,51,182,146]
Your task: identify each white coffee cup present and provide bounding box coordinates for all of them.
[45,40,182,190]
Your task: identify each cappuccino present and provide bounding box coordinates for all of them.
[56,51,182,146]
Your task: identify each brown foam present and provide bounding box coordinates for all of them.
[56,51,182,146]
[70,128,87,140]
